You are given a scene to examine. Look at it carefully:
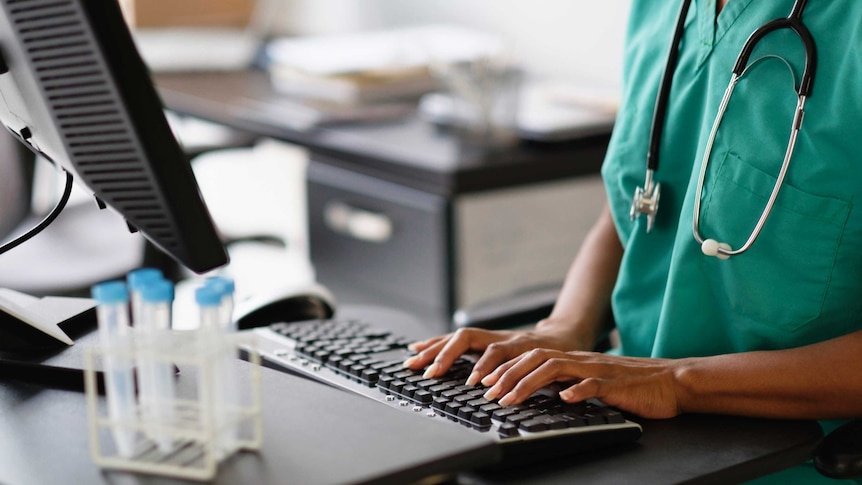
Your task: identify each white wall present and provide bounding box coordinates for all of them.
[272,0,632,87]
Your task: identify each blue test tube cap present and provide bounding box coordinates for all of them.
[91,281,129,304]
[206,276,235,296]
[195,285,222,307]
[140,279,174,303]
[127,267,164,290]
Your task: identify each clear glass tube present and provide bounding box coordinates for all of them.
[92,281,136,457]
[196,286,233,458]
[138,279,175,452]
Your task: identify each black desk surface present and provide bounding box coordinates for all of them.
[0,305,497,485]
[155,70,608,197]
[0,305,824,485]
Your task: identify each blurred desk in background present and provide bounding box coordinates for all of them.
[156,70,610,323]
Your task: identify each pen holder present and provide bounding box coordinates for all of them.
[83,329,263,481]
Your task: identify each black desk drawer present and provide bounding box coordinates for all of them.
[308,161,450,314]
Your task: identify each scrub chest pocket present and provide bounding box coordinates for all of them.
[698,150,850,331]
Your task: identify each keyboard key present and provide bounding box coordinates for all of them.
[429,383,455,395]
[389,380,406,394]
[431,396,450,412]
[516,409,542,421]
[599,409,626,424]
[393,370,417,380]
[381,365,404,376]
[377,374,395,390]
[458,406,477,420]
[401,384,419,399]
[520,417,551,432]
[360,369,379,386]
[416,379,442,389]
[492,408,519,421]
[445,401,464,417]
[546,416,569,430]
[349,364,366,378]
[560,415,587,428]
[470,411,492,428]
[371,361,395,372]
[413,389,433,405]
[498,422,520,438]
[480,402,502,414]
[507,414,536,426]
[405,375,426,384]
[583,413,606,426]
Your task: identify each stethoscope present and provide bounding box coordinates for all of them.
[630,0,817,259]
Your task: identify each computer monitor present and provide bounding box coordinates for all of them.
[0,0,229,350]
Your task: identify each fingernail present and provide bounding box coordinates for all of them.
[559,390,574,401]
[402,356,418,367]
[407,343,420,351]
[423,362,440,379]
[483,387,499,401]
[480,375,495,387]
[498,392,515,407]
[465,371,480,386]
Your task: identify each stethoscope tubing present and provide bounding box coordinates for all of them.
[692,76,808,258]
[646,0,693,172]
[634,0,817,258]
[732,0,816,96]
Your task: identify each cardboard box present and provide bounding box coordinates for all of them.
[121,0,255,28]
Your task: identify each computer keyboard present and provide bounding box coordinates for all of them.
[251,318,642,467]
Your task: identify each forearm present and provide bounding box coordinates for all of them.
[675,329,862,419]
[536,203,622,351]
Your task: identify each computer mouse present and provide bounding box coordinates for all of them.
[233,282,336,330]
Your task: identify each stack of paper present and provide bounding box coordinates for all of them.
[264,25,506,104]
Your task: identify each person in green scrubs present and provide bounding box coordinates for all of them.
[404,0,862,482]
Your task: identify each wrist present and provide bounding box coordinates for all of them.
[535,316,596,351]
[671,357,702,414]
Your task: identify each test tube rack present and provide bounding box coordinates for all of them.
[83,330,263,481]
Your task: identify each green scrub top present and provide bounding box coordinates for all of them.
[600,1,862,483]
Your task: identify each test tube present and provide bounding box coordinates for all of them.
[127,268,163,326]
[196,285,222,330]
[204,277,239,454]
[195,285,229,457]
[91,281,137,457]
[139,279,176,452]
[206,276,236,331]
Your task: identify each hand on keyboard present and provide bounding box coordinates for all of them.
[252,318,642,465]
[476,348,682,419]
[403,326,681,419]
[403,326,582,386]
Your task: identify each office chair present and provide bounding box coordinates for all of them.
[454,286,862,481]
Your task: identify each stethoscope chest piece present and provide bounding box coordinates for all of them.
[630,170,661,233]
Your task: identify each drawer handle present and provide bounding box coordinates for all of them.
[323,201,393,243]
